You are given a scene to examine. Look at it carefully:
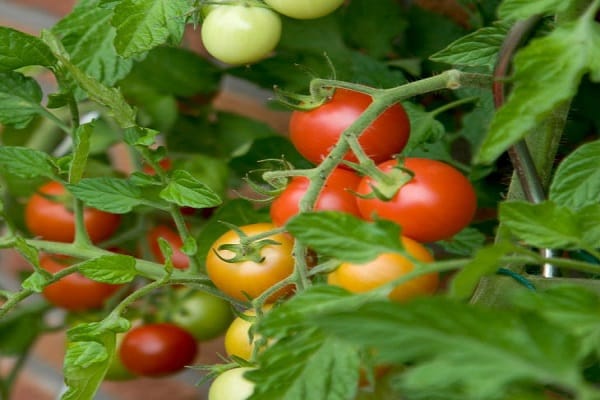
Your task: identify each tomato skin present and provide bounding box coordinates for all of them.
[208,367,256,400]
[356,158,477,243]
[289,88,410,166]
[40,254,121,311]
[170,290,234,341]
[201,5,282,65]
[25,181,120,243]
[119,323,198,377]
[327,237,439,302]
[206,223,295,303]
[147,225,189,270]
[264,0,345,19]
[223,307,269,361]
[270,168,362,226]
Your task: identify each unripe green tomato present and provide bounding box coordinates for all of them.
[105,332,135,381]
[170,290,233,341]
[208,367,256,400]
[264,0,345,19]
[201,5,281,65]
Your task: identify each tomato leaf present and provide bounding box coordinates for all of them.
[52,0,133,86]
[68,122,93,184]
[549,139,600,210]
[286,211,405,264]
[0,27,55,70]
[475,18,600,164]
[66,177,146,214]
[437,227,486,256]
[78,255,137,284]
[0,71,45,129]
[0,302,46,355]
[498,0,578,20]
[0,146,57,180]
[159,170,222,209]
[111,0,189,58]
[312,297,589,399]
[430,21,510,70]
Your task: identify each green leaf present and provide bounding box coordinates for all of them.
[498,0,577,20]
[0,27,56,70]
[111,0,189,57]
[66,177,145,213]
[160,170,222,209]
[78,255,137,284]
[0,303,46,355]
[475,20,600,164]
[0,71,45,128]
[313,298,587,399]
[402,102,446,154]
[21,272,49,293]
[41,30,137,128]
[69,123,93,184]
[578,204,600,248]
[52,0,133,86]
[549,139,600,210]
[286,212,404,264]
[0,146,56,179]
[437,227,486,256]
[430,22,510,70]
[499,200,593,249]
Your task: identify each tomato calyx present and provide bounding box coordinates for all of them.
[352,161,415,201]
[273,84,336,111]
[212,223,283,264]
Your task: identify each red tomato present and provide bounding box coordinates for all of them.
[40,254,121,311]
[289,88,410,165]
[25,181,120,243]
[356,158,477,243]
[147,225,189,270]
[270,168,362,226]
[327,236,439,302]
[119,323,198,377]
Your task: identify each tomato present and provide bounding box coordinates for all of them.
[327,237,439,302]
[270,168,362,226]
[264,0,345,19]
[24,181,120,243]
[201,5,282,65]
[208,367,256,400]
[119,323,198,377]
[147,225,189,270]
[40,254,121,311]
[223,307,271,361]
[170,290,234,341]
[205,223,295,302]
[289,88,410,166]
[356,158,477,243]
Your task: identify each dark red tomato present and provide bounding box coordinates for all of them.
[25,181,120,243]
[356,158,477,243]
[289,88,410,165]
[119,323,198,377]
[40,254,121,311]
[147,225,189,269]
[270,168,362,226]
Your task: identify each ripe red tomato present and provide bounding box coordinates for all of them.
[327,236,439,302]
[40,254,121,311]
[356,158,477,243]
[147,225,189,269]
[205,223,295,303]
[289,88,410,166]
[270,168,362,226]
[119,323,198,377]
[25,181,120,243]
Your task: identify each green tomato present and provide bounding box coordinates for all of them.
[170,290,233,341]
[264,0,345,19]
[208,367,255,400]
[105,332,135,381]
[201,5,282,65]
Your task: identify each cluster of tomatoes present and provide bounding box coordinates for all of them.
[200,0,346,65]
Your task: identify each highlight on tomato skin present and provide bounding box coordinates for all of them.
[289,88,411,166]
[24,181,121,244]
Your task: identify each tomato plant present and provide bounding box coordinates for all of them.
[263,0,345,19]
[289,88,410,166]
[270,168,362,226]
[24,181,120,243]
[119,323,198,377]
[146,225,189,270]
[327,236,438,301]
[169,289,233,341]
[39,254,121,312]
[205,223,295,302]
[356,158,478,243]
[200,5,282,65]
[208,367,256,400]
